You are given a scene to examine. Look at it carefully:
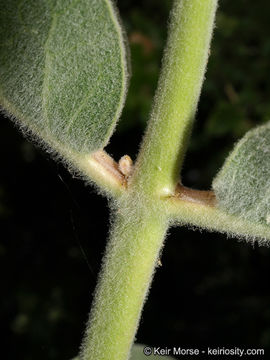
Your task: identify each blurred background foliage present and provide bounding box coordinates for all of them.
[1,0,270,358]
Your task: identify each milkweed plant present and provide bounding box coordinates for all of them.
[0,0,269,359]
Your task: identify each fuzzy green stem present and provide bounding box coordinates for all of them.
[80,197,168,360]
[131,0,218,196]
[167,193,270,243]
[80,1,218,359]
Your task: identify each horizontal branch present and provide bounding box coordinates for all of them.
[73,150,127,197]
[166,185,270,245]
[175,184,216,207]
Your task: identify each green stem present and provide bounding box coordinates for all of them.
[167,193,270,242]
[80,1,218,359]
[81,198,168,360]
[131,0,218,196]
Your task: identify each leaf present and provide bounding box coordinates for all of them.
[212,122,270,226]
[130,344,176,359]
[0,0,128,154]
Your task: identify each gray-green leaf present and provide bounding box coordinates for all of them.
[130,344,176,360]
[213,122,270,226]
[0,0,128,154]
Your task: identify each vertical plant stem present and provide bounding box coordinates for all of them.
[81,198,168,360]
[132,0,218,196]
[81,1,218,359]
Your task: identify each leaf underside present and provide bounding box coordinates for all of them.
[0,0,128,154]
[213,122,270,227]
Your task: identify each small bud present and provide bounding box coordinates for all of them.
[119,155,133,177]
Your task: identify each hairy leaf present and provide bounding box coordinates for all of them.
[0,0,128,154]
[130,344,175,359]
[213,122,270,226]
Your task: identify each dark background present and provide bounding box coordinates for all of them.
[1,0,270,358]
